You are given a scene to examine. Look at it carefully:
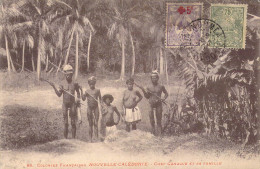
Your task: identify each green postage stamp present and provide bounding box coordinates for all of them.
[210,4,247,49]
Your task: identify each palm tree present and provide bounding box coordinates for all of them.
[53,0,95,78]
[0,1,26,73]
[145,0,165,74]
[106,0,148,79]
[15,28,34,72]
[17,0,72,80]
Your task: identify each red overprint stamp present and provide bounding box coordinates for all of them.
[166,3,203,47]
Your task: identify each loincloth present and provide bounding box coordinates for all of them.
[124,107,141,123]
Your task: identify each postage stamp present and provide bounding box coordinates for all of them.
[185,18,226,48]
[210,4,247,48]
[165,3,203,48]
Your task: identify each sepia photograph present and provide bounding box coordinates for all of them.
[0,0,259,169]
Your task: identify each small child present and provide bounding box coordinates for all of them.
[80,76,101,142]
[100,94,121,141]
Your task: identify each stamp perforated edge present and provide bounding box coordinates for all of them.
[165,2,204,48]
[210,4,248,49]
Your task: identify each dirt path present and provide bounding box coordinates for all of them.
[0,89,259,169]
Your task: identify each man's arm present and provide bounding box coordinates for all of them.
[82,91,87,101]
[135,90,143,104]
[134,83,150,99]
[75,83,80,99]
[79,86,85,101]
[161,86,169,101]
[51,83,63,97]
[122,91,126,110]
[98,89,102,102]
[113,106,121,124]
[139,87,150,99]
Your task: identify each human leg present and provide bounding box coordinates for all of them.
[70,103,77,139]
[148,105,155,135]
[87,107,94,142]
[62,104,69,139]
[93,107,99,139]
[156,104,163,136]
[126,122,131,132]
[100,116,106,141]
[132,122,137,130]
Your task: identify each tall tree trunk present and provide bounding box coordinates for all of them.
[143,57,147,73]
[64,24,75,65]
[87,31,92,71]
[75,31,79,79]
[32,52,35,71]
[157,48,160,71]
[56,57,62,75]
[165,51,170,94]
[45,54,49,72]
[130,34,135,76]
[149,49,152,71]
[10,55,16,72]
[4,35,16,72]
[159,47,164,75]
[5,35,11,73]
[120,41,125,80]
[37,23,42,80]
[21,40,25,71]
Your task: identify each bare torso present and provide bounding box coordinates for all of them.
[86,88,100,108]
[62,81,79,104]
[102,104,115,124]
[147,84,165,105]
[123,89,140,109]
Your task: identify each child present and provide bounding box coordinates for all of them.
[122,78,143,132]
[50,65,81,139]
[100,94,120,141]
[80,76,101,142]
[137,70,168,136]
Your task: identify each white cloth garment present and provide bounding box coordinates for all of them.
[124,107,141,123]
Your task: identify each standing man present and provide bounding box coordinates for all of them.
[80,76,101,142]
[50,65,81,139]
[137,71,168,136]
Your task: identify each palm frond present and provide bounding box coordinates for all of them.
[107,22,117,38]
[81,16,95,32]
[0,48,7,56]
[129,18,142,28]
[11,21,33,32]
[41,21,50,35]
[31,3,41,15]
[26,34,34,48]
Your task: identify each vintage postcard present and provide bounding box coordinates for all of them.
[0,0,259,169]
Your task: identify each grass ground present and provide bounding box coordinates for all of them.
[0,72,259,169]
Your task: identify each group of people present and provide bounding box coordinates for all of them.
[49,65,168,142]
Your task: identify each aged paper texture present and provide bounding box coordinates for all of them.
[0,0,259,169]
